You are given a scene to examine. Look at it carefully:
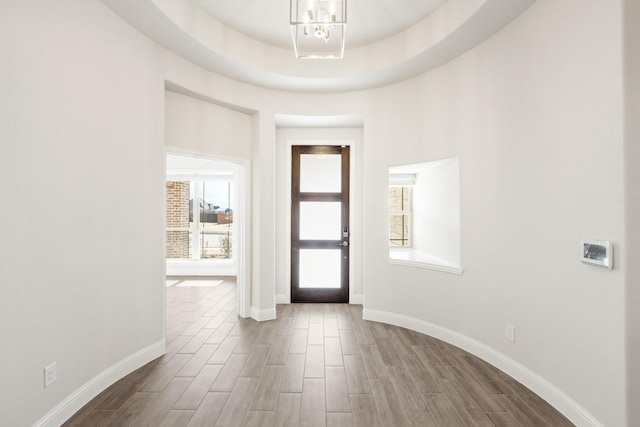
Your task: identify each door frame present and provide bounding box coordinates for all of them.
[275,128,364,305]
[290,145,350,303]
[164,148,251,319]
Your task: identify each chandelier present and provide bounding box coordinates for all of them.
[290,0,347,59]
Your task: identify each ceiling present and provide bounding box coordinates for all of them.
[194,0,447,50]
[101,0,536,93]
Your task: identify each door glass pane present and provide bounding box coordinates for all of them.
[299,249,341,288]
[300,154,341,193]
[300,202,341,240]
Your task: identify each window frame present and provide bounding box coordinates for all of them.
[166,175,235,261]
[388,185,413,248]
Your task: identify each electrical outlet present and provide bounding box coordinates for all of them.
[505,324,516,342]
[44,362,57,388]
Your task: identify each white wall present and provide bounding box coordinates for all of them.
[0,1,166,425]
[362,0,626,425]
[624,0,640,425]
[0,0,633,426]
[412,158,461,266]
[164,90,253,161]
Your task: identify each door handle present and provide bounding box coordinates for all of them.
[339,241,349,247]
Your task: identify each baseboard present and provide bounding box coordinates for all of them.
[33,339,166,427]
[275,294,289,304]
[251,306,277,321]
[362,308,603,427]
[349,294,364,305]
[275,294,363,305]
[166,260,237,277]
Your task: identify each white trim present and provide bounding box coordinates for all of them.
[349,294,364,305]
[388,173,417,186]
[388,257,463,275]
[251,306,277,321]
[33,340,166,427]
[166,260,237,276]
[166,173,235,181]
[165,146,250,166]
[389,248,463,274]
[236,159,251,318]
[362,308,603,427]
[275,294,290,304]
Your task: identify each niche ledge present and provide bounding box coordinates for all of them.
[389,248,463,275]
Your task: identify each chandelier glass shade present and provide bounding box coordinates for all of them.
[290,0,346,58]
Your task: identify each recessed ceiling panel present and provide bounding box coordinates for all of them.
[194,0,446,49]
[101,0,537,93]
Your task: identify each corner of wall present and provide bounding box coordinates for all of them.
[251,306,277,322]
[275,294,290,304]
[349,294,364,305]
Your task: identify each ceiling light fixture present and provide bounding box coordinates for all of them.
[290,0,346,59]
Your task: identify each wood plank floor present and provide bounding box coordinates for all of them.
[64,277,574,426]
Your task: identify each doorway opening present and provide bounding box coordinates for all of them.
[165,151,249,318]
[275,126,364,305]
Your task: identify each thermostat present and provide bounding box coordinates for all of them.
[581,239,612,269]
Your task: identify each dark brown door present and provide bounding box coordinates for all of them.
[291,145,350,303]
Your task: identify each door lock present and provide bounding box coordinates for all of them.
[339,241,349,247]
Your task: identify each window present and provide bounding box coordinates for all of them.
[389,185,412,247]
[166,149,236,264]
[166,179,233,260]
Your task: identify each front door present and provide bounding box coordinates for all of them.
[291,145,350,303]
